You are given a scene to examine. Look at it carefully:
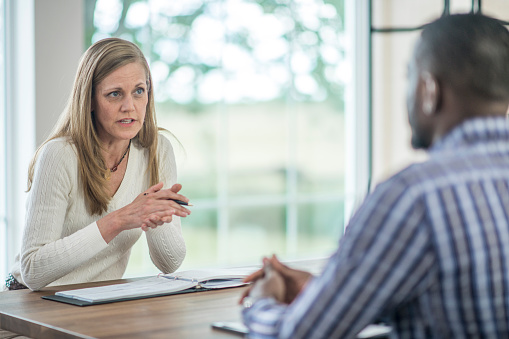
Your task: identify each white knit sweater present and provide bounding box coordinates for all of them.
[9,134,186,291]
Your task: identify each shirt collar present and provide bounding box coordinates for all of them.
[430,117,509,154]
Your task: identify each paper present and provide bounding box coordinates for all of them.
[162,267,258,282]
[56,277,196,303]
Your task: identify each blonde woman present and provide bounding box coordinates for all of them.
[4,38,189,291]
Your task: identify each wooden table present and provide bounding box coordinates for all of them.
[0,279,248,339]
[0,259,327,338]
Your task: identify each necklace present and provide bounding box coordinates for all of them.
[106,139,131,180]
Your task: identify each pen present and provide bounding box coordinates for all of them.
[170,199,193,206]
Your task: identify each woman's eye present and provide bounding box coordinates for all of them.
[108,91,120,98]
[135,88,145,95]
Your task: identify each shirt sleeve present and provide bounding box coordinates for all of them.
[145,134,186,273]
[21,140,109,291]
[243,174,436,339]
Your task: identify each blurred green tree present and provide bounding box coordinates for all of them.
[85,0,346,110]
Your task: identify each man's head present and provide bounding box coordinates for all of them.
[407,14,509,149]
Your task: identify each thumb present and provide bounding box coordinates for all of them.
[170,183,182,193]
[270,255,290,275]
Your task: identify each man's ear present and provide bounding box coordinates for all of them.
[421,72,439,116]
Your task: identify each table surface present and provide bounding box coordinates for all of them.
[0,259,327,339]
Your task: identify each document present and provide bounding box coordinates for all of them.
[46,267,258,306]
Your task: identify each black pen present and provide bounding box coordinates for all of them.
[170,199,193,206]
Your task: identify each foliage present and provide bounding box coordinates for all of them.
[85,0,347,110]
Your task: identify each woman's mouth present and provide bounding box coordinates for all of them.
[119,119,135,124]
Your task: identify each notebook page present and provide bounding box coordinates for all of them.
[162,267,259,282]
[56,276,197,303]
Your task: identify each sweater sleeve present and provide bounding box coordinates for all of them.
[145,134,186,273]
[20,140,109,290]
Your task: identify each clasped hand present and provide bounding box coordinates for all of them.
[240,255,313,305]
[97,182,191,243]
[134,182,191,231]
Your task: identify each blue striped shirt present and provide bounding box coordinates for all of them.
[243,117,509,338]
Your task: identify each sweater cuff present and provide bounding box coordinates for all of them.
[88,221,109,249]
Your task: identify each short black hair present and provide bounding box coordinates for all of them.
[417,14,509,101]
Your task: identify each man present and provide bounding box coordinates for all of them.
[241,14,509,338]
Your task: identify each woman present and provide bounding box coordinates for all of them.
[4,38,189,291]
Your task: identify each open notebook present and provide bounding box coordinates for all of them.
[42,267,258,306]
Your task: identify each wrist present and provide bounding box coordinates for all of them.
[97,210,123,243]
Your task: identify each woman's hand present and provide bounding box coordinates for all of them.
[138,183,190,231]
[97,182,191,243]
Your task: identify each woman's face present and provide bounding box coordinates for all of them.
[92,62,148,145]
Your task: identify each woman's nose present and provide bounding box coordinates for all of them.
[121,95,135,112]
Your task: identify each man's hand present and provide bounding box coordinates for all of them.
[248,260,286,302]
[240,255,313,305]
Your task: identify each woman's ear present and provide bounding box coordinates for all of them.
[421,72,439,116]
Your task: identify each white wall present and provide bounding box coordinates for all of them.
[34,0,84,145]
[370,0,509,186]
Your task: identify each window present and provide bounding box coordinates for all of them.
[87,0,357,276]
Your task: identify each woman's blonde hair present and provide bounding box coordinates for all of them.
[27,38,160,215]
